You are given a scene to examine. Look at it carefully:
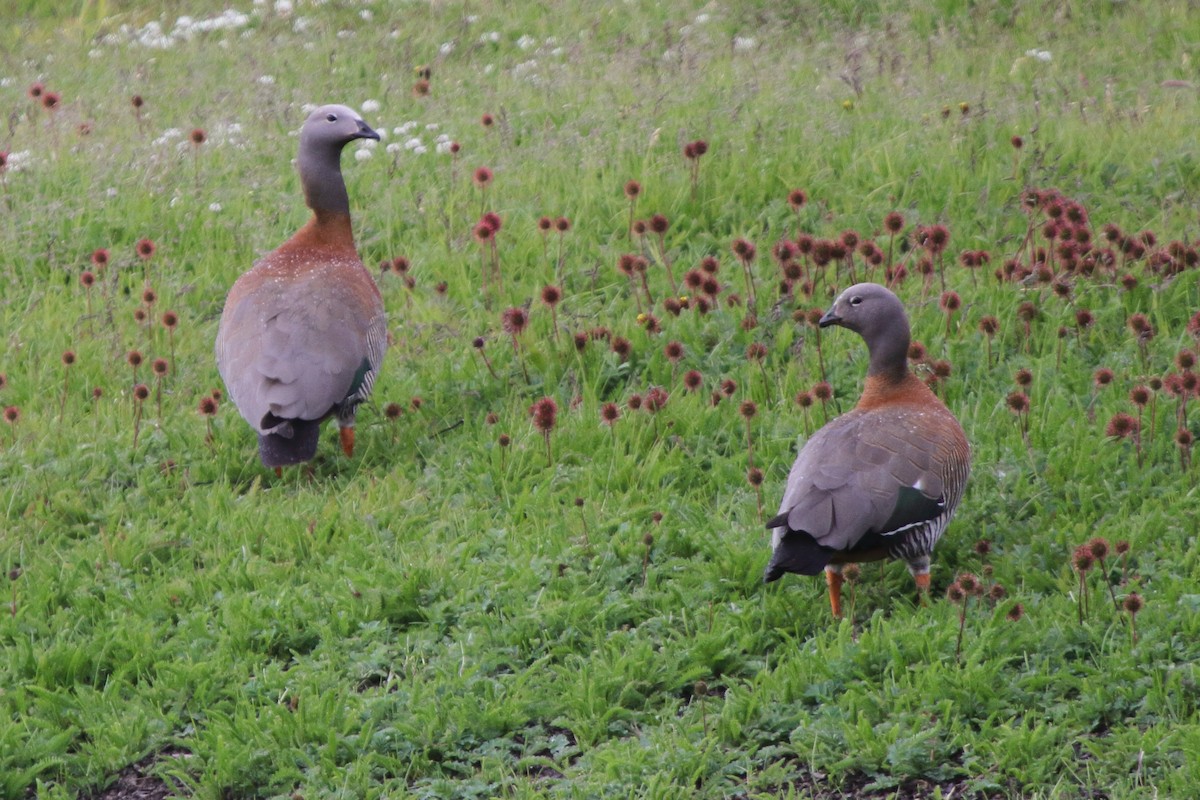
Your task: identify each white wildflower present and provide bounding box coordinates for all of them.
[517,34,536,51]
[361,99,381,113]
[209,202,222,212]
[733,36,756,52]
[438,41,454,56]
[354,148,372,161]
[258,74,275,85]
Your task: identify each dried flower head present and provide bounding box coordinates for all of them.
[600,402,621,426]
[198,396,218,416]
[541,285,562,307]
[1122,592,1144,616]
[1105,413,1138,439]
[1006,603,1025,622]
[189,128,206,145]
[529,397,558,433]
[133,383,150,401]
[787,189,808,210]
[501,307,529,335]
[624,180,642,199]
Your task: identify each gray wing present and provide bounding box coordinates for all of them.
[216,262,385,432]
[771,405,961,550]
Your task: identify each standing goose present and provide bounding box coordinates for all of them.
[216,104,386,472]
[764,283,970,617]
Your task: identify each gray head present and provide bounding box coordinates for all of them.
[297,104,379,214]
[819,283,911,380]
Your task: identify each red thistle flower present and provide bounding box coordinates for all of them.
[1105,413,1138,439]
[1011,135,1024,149]
[739,400,758,420]
[1006,391,1030,414]
[91,248,110,268]
[481,211,502,233]
[189,128,206,145]
[627,393,643,411]
[611,336,632,361]
[747,467,764,487]
[812,381,833,402]
[555,217,571,232]
[624,180,642,199]
[480,113,494,128]
[541,285,562,307]
[1129,385,1150,407]
[473,166,493,187]
[131,95,144,109]
[136,238,156,260]
[198,396,218,416]
[537,216,553,232]
[683,370,703,392]
[42,91,61,110]
[649,213,669,234]
[80,271,95,288]
[133,384,150,401]
[1093,367,1114,388]
[127,350,144,368]
[1014,368,1033,388]
[4,405,20,423]
[883,211,905,234]
[61,350,76,366]
[600,402,621,426]
[720,379,737,397]
[939,290,961,313]
[1006,603,1025,622]
[787,189,807,210]
[501,307,529,335]
[731,238,756,262]
[28,82,44,99]
[529,396,558,433]
[664,341,685,362]
[644,386,669,412]
[152,358,169,377]
[979,316,999,336]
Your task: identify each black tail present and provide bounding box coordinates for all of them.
[763,533,833,582]
[257,418,322,467]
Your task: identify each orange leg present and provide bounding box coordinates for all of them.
[339,427,356,457]
[825,568,845,618]
[274,467,282,478]
[913,572,931,606]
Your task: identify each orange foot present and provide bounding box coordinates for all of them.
[339,427,356,458]
[274,466,283,478]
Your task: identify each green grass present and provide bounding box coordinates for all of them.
[2,1,1200,798]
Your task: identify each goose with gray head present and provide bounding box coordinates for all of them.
[216,104,387,473]
[764,283,971,617]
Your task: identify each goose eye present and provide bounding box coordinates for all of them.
[849,295,863,306]
[325,113,338,122]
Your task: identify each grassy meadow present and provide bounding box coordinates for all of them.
[3,1,1200,797]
